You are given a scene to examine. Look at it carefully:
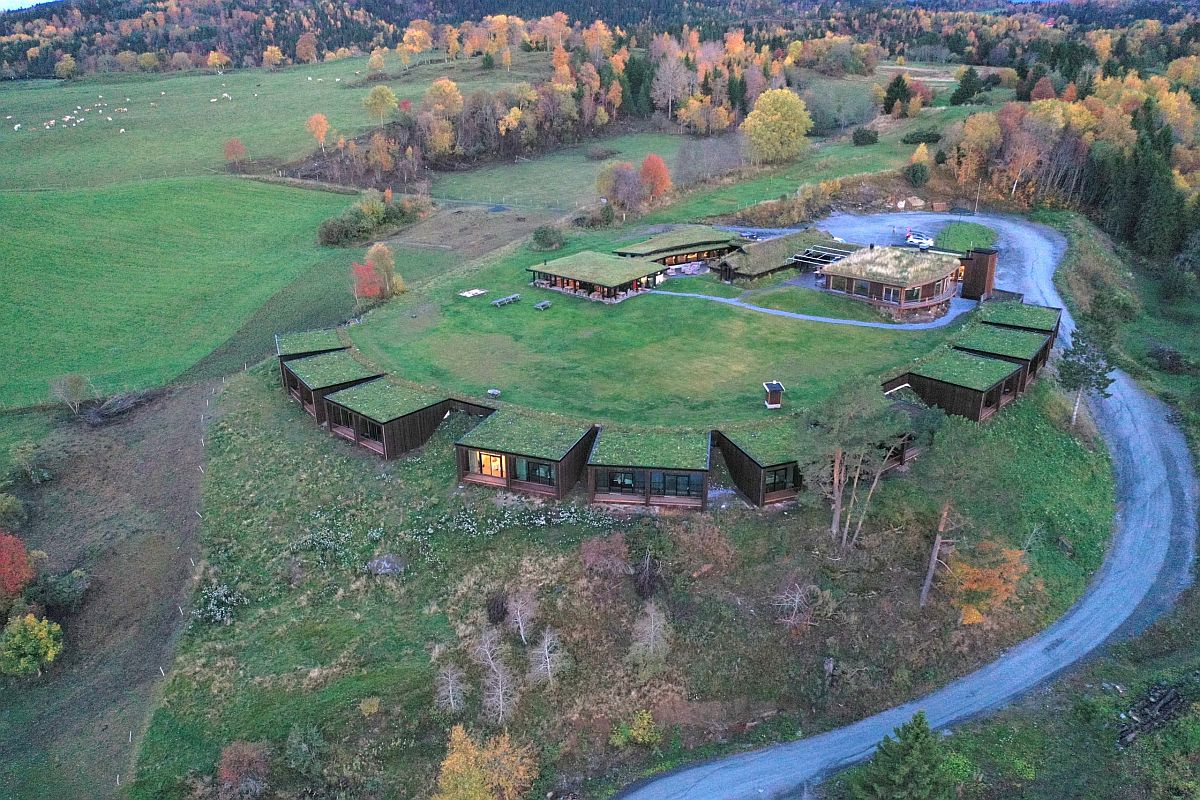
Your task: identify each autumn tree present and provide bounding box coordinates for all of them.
[368,48,386,75]
[54,54,77,79]
[423,77,464,117]
[261,45,283,69]
[650,56,692,117]
[223,137,247,168]
[365,242,398,297]
[741,89,813,164]
[49,374,92,414]
[948,540,1028,624]
[1030,76,1057,101]
[0,532,34,600]
[217,741,270,800]
[295,32,318,64]
[0,614,63,677]
[640,154,672,200]
[306,113,329,153]
[433,725,538,800]
[351,262,383,305]
[1057,329,1113,426]
[851,711,952,800]
[207,50,231,71]
[367,132,396,181]
[364,85,398,127]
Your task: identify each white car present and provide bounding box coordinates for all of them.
[905,230,935,249]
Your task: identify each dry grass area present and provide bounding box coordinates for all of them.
[383,204,560,261]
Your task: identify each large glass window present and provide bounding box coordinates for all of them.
[604,469,644,494]
[650,471,702,497]
[764,465,795,494]
[905,286,921,302]
[853,280,871,297]
[515,458,556,486]
[473,451,506,478]
[360,418,383,443]
[830,276,848,292]
[882,286,900,304]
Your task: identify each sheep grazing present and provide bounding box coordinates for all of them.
[160,91,166,95]
[119,128,125,133]
[221,93,231,100]
[13,124,20,131]
[210,98,218,103]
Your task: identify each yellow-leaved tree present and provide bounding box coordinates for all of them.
[740,89,813,164]
[433,725,537,800]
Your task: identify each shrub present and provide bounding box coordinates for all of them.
[24,569,90,612]
[934,149,948,165]
[1147,344,1195,375]
[905,161,930,187]
[9,441,51,485]
[530,226,566,251]
[194,582,249,625]
[587,145,619,160]
[318,195,428,245]
[285,724,327,778]
[901,129,943,145]
[852,127,879,146]
[0,494,27,529]
[217,741,270,800]
[0,532,34,598]
[486,590,509,625]
[610,709,663,748]
[0,614,64,676]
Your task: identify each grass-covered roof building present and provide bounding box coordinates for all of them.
[275,329,345,360]
[612,225,742,265]
[885,348,1025,422]
[714,230,859,281]
[954,324,1053,392]
[978,300,1062,338]
[281,350,384,425]
[711,423,804,506]
[455,410,598,499]
[324,378,457,459]
[586,428,712,509]
[528,251,668,302]
[822,246,962,320]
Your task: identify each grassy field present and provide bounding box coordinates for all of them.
[747,285,890,322]
[935,221,998,252]
[0,178,351,407]
[0,51,551,190]
[348,228,956,427]
[431,131,684,209]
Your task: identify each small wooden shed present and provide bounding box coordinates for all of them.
[886,350,1025,422]
[960,248,998,301]
[280,351,384,425]
[587,429,711,510]
[456,411,598,499]
[323,379,466,459]
[763,381,785,409]
[953,325,1053,392]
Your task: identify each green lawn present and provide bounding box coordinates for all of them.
[0,51,551,190]
[658,274,745,297]
[747,285,890,322]
[0,177,351,407]
[431,131,684,209]
[349,229,958,427]
[935,221,998,253]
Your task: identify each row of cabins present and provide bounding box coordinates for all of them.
[274,299,1060,511]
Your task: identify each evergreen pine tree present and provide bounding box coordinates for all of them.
[1058,330,1114,427]
[851,711,953,800]
[882,74,911,114]
[949,67,982,105]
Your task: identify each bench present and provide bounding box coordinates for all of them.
[491,293,521,307]
[534,300,551,311]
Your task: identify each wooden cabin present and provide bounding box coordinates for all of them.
[884,350,1025,422]
[323,379,492,459]
[281,351,384,425]
[612,225,742,266]
[455,411,598,500]
[714,231,858,281]
[527,251,669,303]
[953,325,1053,392]
[978,300,1062,342]
[821,246,961,320]
[276,329,346,383]
[587,429,711,510]
[959,248,998,301]
[763,381,785,409]
[712,428,802,506]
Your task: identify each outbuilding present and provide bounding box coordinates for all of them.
[587,429,711,510]
[280,350,384,425]
[456,410,598,499]
[886,349,1025,422]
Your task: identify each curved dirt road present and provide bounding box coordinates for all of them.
[618,212,1198,800]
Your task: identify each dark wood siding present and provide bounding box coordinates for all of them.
[455,426,599,500]
[712,431,766,506]
[555,426,599,500]
[905,373,987,421]
[961,249,997,301]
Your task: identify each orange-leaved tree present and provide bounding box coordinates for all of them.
[307,113,330,153]
[948,539,1028,624]
[223,137,247,167]
[640,154,672,200]
[0,531,34,599]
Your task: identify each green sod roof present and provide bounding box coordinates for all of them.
[589,429,711,470]
[910,350,1022,392]
[324,378,443,423]
[718,230,860,278]
[529,251,665,288]
[275,329,344,357]
[457,411,593,462]
[285,351,383,391]
[721,422,802,467]
[613,225,739,257]
[821,246,960,288]
[955,326,1049,362]
[978,301,1061,332]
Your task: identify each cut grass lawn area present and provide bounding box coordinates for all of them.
[659,274,745,298]
[747,285,890,322]
[349,230,958,427]
[0,177,351,408]
[431,131,684,209]
[0,51,551,189]
[935,221,998,253]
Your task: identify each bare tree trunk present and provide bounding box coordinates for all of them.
[919,502,952,608]
[848,450,891,550]
[841,450,866,549]
[829,447,844,540]
[1071,388,1082,427]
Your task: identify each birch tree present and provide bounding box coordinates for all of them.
[527,627,568,687]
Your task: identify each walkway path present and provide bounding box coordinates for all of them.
[618,211,1198,800]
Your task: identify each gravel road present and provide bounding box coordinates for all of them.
[618,212,1198,800]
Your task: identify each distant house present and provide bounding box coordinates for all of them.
[456,410,598,499]
[323,378,491,459]
[821,246,962,320]
[711,426,803,506]
[714,231,859,282]
[612,225,742,266]
[528,251,668,302]
[978,300,1062,340]
[587,429,711,509]
[281,350,384,425]
[952,325,1053,392]
[885,349,1025,422]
